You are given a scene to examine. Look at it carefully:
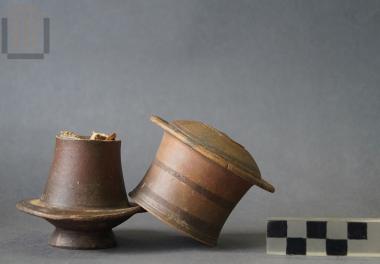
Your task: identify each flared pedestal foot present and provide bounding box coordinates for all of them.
[49,228,116,249]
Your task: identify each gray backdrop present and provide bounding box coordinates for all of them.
[1,0,379,263]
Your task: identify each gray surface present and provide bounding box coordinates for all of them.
[0,0,379,263]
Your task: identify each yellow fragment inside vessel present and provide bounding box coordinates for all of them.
[58,131,117,140]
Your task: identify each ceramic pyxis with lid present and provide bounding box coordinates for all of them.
[130,115,275,246]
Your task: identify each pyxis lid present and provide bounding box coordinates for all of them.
[151,115,275,193]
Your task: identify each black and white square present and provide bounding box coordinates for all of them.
[348,222,367,240]
[267,218,380,257]
[326,239,347,256]
[307,221,327,239]
[286,238,306,255]
[267,221,287,238]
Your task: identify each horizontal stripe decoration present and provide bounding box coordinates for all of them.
[153,159,235,210]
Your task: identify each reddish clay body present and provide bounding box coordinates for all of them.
[130,116,274,246]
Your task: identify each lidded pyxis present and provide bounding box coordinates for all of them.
[130,116,274,246]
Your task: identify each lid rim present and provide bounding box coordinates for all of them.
[150,115,275,193]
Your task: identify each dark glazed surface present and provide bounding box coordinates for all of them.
[16,137,143,249]
[41,137,129,209]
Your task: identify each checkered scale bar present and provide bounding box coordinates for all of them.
[267,218,380,257]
